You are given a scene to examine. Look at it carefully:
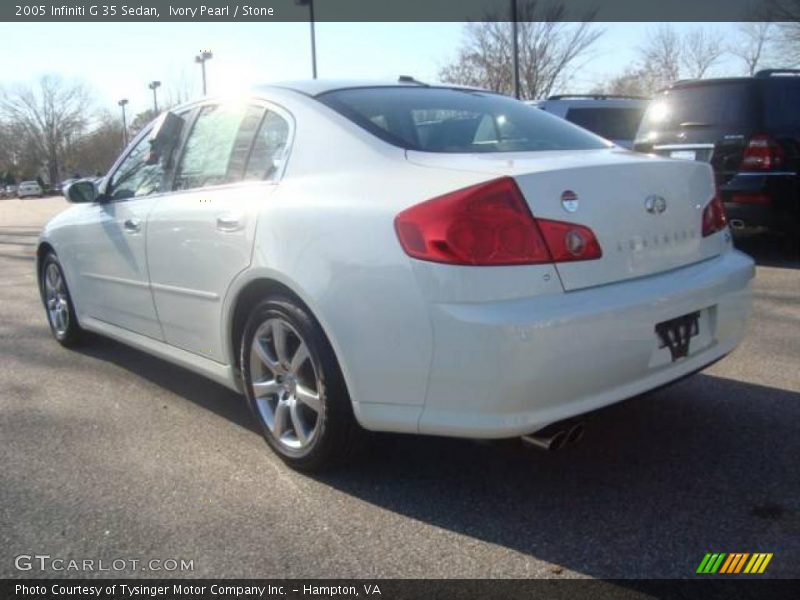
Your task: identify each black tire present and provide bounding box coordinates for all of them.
[240,296,362,471]
[40,252,83,347]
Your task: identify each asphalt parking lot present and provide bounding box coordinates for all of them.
[1,196,798,580]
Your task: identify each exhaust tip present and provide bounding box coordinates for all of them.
[730,219,746,230]
[566,423,585,445]
[521,429,567,451]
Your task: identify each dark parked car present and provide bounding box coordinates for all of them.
[634,70,799,249]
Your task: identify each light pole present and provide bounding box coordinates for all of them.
[295,0,317,79]
[118,98,129,147]
[195,50,213,95]
[511,0,520,99]
[148,80,161,113]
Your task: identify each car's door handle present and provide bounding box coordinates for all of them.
[216,213,243,232]
[123,218,141,233]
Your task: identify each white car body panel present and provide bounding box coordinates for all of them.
[39,82,754,439]
[76,197,163,339]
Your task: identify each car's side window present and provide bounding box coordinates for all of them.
[243,110,291,182]
[174,103,266,191]
[108,129,166,201]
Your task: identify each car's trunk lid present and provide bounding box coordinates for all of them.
[406,148,722,291]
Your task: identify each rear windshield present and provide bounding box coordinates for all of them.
[317,87,608,153]
[564,107,645,141]
[763,79,800,131]
[637,81,755,136]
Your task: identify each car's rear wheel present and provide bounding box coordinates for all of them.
[241,296,361,471]
[41,252,83,347]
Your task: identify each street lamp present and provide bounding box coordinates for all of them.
[148,80,161,113]
[118,98,129,147]
[195,50,213,95]
[295,0,317,79]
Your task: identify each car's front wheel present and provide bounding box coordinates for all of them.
[241,296,362,471]
[40,252,83,347]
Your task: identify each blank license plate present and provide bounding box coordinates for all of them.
[670,150,697,161]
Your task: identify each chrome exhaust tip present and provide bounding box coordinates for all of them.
[521,429,567,451]
[521,420,585,451]
[566,422,585,445]
[729,219,746,230]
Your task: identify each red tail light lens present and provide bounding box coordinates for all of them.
[702,194,728,237]
[740,134,786,171]
[394,177,602,266]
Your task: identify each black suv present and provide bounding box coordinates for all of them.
[634,70,799,247]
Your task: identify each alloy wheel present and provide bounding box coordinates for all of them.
[249,317,323,453]
[44,262,70,337]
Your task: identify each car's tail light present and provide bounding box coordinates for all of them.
[731,192,771,205]
[394,177,602,266]
[702,193,728,237]
[740,134,786,171]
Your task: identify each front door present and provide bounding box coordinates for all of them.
[73,128,169,339]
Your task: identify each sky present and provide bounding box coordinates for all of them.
[0,21,746,119]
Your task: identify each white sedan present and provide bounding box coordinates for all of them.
[39,80,754,470]
[18,180,44,198]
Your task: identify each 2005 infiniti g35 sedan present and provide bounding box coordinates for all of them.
[39,79,754,470]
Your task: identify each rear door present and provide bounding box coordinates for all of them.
[146,100,292,363]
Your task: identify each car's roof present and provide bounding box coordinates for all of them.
[256,79,489,97]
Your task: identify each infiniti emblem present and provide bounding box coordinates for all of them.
[561,190,579,212]
[644,195,667,214]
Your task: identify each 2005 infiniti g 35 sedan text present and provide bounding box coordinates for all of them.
[38,80,754,470]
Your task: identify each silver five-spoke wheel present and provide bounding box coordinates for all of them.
[44,262,70,337]
[249,317,323,452]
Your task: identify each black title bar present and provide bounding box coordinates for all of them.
[4,0,778,22]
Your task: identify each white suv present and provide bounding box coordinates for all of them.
[18,180,44,198]
[530,95,649,149]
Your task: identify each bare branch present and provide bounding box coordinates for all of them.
[438,0,603,100]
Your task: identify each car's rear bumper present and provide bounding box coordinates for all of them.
[418,249,754,438]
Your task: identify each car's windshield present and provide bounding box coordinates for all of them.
[317,87,609,153]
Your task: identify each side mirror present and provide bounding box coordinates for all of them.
[147,111,184,166]
[65,179,99,204]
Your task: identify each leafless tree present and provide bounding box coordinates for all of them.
[731,22,774,75]
[638,24,682,89]
[682,28,725,78]
[766,0,800,66]
[0,76,92,185]
[68,112,126,176]
[439,1,604,100]
[593,66,659,97]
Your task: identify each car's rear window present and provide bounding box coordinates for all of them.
[638,82,756,135]
[317,87,608,153]
[564,107,645,141]
[763,79,800,131]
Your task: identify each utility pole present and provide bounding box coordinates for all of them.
[195,50,213,95]
[295,0,317,79]
[118,98,129,147]
[511,0,520,99]
[148,80,161,113]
